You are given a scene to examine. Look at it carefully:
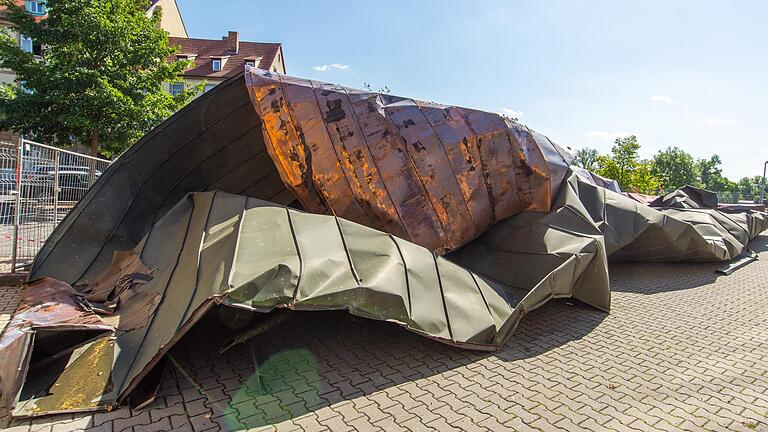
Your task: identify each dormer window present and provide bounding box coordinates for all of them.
[25,0,46,15]
[245,60,256,68]
[212,59,221,71]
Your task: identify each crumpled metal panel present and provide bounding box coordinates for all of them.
[571,166,621,193]
[3,170,766,418]
[650,185,719,209]
[0,188,610,417]
[245,68,574,254]
[0,278,113,415]
[6,68,766,419]
[570,177,768,261]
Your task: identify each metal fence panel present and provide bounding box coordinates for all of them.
[0,138,111,272]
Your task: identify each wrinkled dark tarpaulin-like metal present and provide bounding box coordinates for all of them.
[2,69,766,418]
[3,172,765,417]
[2,187,611,417]
[649,185,719,209]
[559,175,768,261]
[571,166,621,193]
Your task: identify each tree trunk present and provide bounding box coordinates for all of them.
[89,129,99,157]
[88,129,99,186]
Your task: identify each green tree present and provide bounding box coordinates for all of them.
[574,147,600,171]
[652,147,699,192]
[632,160,662,194]
[696,155,734,192]
[0,0,199,157]
[595,135,662,193]
[734,176,766,201]
[598,135,638,190]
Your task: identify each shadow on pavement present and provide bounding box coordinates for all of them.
[748,234,768,254]
[0,295,609,431]
[608,261,720,294]
[9,238,768,430]
[609,235,768,295]
[154,298,607,430]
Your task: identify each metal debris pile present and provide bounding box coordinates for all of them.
[1,68,766,418]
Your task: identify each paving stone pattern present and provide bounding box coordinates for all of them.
[1,236,767,431]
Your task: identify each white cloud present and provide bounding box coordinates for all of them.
[584,130,637,140]
[704,118,739,126]
[313,63,350,72]
[499,108,523,118]
[650,95,673,104]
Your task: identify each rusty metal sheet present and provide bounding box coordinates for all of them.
[0,278,113,414]
[245,68,574,253]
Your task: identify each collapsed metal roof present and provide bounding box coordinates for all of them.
[0,69,766,418]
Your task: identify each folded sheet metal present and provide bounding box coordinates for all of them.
[1,189,610,417]
[3,171,766,418]
[571,177,768,261]
[245,68,573,254]
[5,69,766,418]
[650,185,720,209]
[571,166,622,193]
[29,73,292,286]
[0,278,113,416]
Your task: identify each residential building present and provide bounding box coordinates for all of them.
[167,32,285,97]
[0,0,187,85]
[146,0,187,38]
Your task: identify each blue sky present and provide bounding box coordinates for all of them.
[181,0,768,180]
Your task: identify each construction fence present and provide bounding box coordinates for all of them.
[0,138,111,272]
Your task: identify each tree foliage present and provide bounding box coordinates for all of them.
[0,0,199,156]
[575,137,760,202]
[573,147,599,171]
[652,146,699,192]
[696,155,734,192]
[733,176,766,201]
[594,135,659,193]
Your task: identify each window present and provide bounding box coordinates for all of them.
[245,60,256,68]
[212,59,221,71]
[20,81,32,94]
[171,82,184,96]
[204,84,216,92]
[20,35,33,53]
[25,0,46,15]
[20,35,42,56]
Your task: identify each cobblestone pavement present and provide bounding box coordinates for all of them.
[1,236,767,431]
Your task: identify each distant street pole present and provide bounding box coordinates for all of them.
[761,161,768,204]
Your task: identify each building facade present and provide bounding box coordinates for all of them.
[146,0,187,38]
[0,1,286,141]
[167,31,285,97]
[0,0,188,86]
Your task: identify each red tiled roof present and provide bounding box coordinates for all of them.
[169,36,282,79]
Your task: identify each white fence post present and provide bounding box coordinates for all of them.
[11,136,23,272]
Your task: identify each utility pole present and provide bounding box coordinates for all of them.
[761,161,768,204]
